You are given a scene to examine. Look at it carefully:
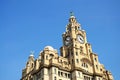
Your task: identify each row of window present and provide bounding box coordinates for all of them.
[54,68,71,78]
[67,47,83,56]
[82,63,88,68]
[71,59,100,70]
[72,59,99,70]
[54,72,81,80]
[53,71,70,80]
[67,46,98,57]
[84,76,93,80]
[84,76,101,80]
[71,59,89,68]
[70,49,83,56]
[58,71,71,78]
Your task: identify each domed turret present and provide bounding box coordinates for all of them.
[29,54,34,57]
[44,46,54,51]
[29,51,34,59]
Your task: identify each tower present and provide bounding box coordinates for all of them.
[61,14,91,66]
[60,13,93,80]
[60,13,113,80]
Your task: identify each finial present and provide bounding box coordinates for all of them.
[30,51,34,57]
[70,12,74,16]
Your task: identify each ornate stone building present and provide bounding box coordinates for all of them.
[21,14,114,80]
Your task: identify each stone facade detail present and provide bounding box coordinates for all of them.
[21,14,114,80]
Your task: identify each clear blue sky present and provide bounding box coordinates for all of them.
[0,0,120,80]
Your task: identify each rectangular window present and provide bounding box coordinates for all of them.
[78,72,80,77]
[58,71,60,76]
[96,65,98,69]
[71,52,73,56]
[54,68,56,74]
[65,73,67,78]
[76,52,78,56]
[88,77,90,80]
[54,77,56,80]
[80,47,83,53]
[61,72,63,76]
[68,74,70,78]
[76,59,79,63]
[46,55,48,60]
[72,59,74,64]
[98,77,100,80]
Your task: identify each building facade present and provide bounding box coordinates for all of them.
[21,14,114,80]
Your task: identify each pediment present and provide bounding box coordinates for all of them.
[81,58,92,66]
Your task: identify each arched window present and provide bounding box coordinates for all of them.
[82,62,88,68]
[100,68,102,71]
[49,54,54,58]
[95,58,97,61]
